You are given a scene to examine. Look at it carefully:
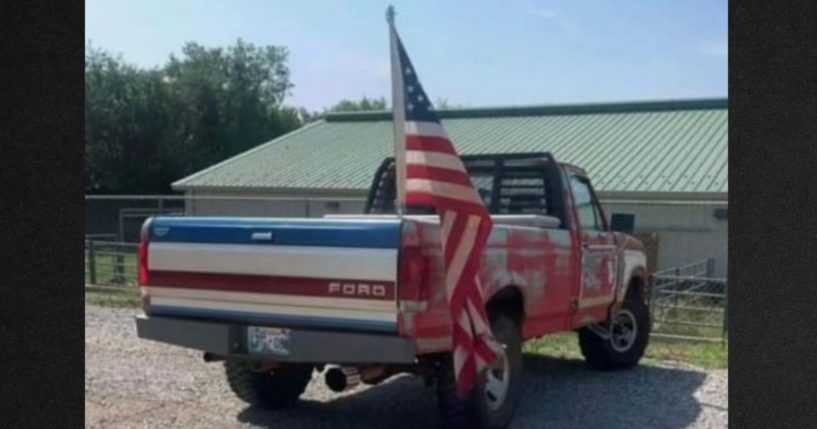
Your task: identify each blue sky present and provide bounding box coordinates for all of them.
[85,0,727,111]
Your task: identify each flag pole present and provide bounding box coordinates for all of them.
[387,5,406,217]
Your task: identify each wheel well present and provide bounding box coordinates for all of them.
[486,286,524,326]
[626,275,647,303]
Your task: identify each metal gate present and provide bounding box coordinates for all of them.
[649,259,728,343]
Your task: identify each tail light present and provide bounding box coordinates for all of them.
[397,224,430,338]
[138,219,153,313]
[399,244,428,300]
[398,224,429,303]
[138,219,151,286]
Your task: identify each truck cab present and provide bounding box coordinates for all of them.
[365,152,648,339]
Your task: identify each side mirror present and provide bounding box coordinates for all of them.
[610,213,635,233]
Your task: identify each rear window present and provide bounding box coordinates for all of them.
[366,155,568,226]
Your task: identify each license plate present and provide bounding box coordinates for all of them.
[247,327,291,356]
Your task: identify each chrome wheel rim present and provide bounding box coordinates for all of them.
[610,309,638,352]
[484,346,510,410]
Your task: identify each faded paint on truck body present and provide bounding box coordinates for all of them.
[397,215,647,355]
[397,162,649,355]
[398,217,571,354]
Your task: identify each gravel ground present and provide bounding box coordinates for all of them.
[86,305,727,428]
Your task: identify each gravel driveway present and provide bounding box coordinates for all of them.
[86,305,727,428]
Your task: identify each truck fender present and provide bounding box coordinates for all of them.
[616,250,648,304]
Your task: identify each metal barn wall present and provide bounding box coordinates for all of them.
[601,200,727,277]
[185,190,367,218]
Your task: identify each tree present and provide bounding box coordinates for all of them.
[85,39,301,194]
[327,96,387,112]
[295,96,388,124]
[435,98,467,110]
[291,107,324,125]
[163,39,294,174]
[85,47,177,193]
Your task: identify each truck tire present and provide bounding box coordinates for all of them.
[224,360,313,408]
[435,314,523,429]
[578,295,651,370]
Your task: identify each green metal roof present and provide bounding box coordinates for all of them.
[173,98,728,197]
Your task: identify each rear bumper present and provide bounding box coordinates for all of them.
[135,314,417,364]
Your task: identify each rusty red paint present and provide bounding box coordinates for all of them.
[398,163,648,353]
[404,220,581,353]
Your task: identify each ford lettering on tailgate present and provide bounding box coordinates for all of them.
[328,282,387,297]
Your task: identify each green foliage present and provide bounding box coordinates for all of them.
[85,39,301,194]
[328,96,387,112]
[85,287,140,308]
[85,38,399,193]
[295,96,389,124]
[434,97,467,110]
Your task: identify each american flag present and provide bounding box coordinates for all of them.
[388,11,502,396]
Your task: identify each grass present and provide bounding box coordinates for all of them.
[85,286,141,308]
[85,251,138,287]
[523,294,728,369]
[84,247,140,308]
[650,294,728,348]
[524,331,728,369]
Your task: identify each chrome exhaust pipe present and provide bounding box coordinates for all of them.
[324,365,361,392]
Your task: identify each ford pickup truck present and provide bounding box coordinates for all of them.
[135,152,650,429]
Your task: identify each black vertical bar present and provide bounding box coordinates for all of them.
[88,240,97,285]
[648,276,655,322]
[118,209,125,242]
[489,159,503,213]
[114,247,125,284]
[722,281,728,346]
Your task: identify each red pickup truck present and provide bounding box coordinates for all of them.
[136,152,650,429]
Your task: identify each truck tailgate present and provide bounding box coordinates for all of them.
[141,217,401,333]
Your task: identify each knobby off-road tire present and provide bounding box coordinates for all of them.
[224,360,313,408]
[578,295,651,370]
[435,314,524,429]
